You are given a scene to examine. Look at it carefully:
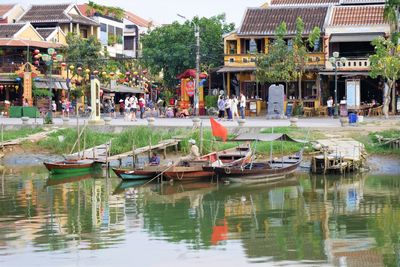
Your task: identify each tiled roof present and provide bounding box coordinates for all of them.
[0,4,14,18]
[36,27,56,39]
[0,38,63,48]
[270,0,339,6]
[330,5,386,26]
[0,23,24,38]
[339,0,385,4]
[238,7,328,36]
[125,11,151,28]
[77,4,95,17]
[19,4,98,26]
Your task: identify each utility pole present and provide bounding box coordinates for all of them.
[195,24,200,116]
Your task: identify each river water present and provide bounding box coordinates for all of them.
[0,166,400,267]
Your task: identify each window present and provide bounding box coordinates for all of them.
[124,36,134,50]
[100,23,107,32]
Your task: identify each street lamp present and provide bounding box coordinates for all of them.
[42,48,63,123]
[178,14,200,116]
[329,52,346,118]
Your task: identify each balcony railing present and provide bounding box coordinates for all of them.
[327,57,370,70]
[224,52,326,68]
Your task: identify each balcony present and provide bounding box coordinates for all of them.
[224,52,326,68]
[326,57,370,71]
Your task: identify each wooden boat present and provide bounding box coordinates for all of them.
[112,165,169,180]
[213,151,303,183]
[163,145,252,181]
[43,159,97,174]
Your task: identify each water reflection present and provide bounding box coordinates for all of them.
[1,168,400,266]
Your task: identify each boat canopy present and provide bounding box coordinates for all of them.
[232,133,306,143]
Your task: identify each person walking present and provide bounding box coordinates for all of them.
[129,95,138,121]
[217,95,225,120]
[231,95,239,120]
[124,96,130,121]
[119,99,124,116]
[139,95,146,119]
[327,96,333,117]
[239,93,246,119]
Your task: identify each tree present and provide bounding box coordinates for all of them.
[292,17,307,100]
[256,22,297,86]
[63,33,103,69]
[383,0,400,113]
[369,37,400,118]
[141,14,234,88]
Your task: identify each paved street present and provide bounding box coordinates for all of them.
[1,115,398,128]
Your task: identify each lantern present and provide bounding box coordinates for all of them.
[69,65,75,71]
[34,60,39,65]
[110,72,115,77]
[125,71,131,76]
[47,48,55,55]
[34,54,40,59]
[77,67,82,72]
[142,70,148,75]
[37,53,42,58]
[61,62,66,68]
[102,71,107,76]
[34,49,40,54]
[125,77,129,82]
[0,85,3,90]
[133,71,138,76]
[93,70,99,75]
[56,54,63,61]
[15,85,19,90]
[85,69,90,74]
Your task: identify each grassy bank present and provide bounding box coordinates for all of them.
[354,129,400,156]
[2,127,44,142]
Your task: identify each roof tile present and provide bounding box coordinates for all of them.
[271,0,338,6]
[0,23,25,38]
[239,6,328,36]
[330,5,386,26]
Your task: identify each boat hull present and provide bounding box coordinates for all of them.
[44,160,96,174]
[112,166,167,181]
[214,153,302,184]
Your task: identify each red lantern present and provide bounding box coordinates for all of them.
[125,77,129,82]
[0,85,3,90]
[61,62,67,67]
[142,70,148,75]
[125,71,131,76]
[34,60,39,65]
[110,72,115,77]
[34,54,40,59]
[34,49,40,54]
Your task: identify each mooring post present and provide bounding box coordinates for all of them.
[200,121,204,155]
[148,136,152,159]
[132,143,135,168]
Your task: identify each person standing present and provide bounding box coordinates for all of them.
[217,95,225,120]
[327,96,333,117]
[129,95,138,121]
[239,93,246,119]
[139,95,146,119]
[225,96,232,120]
[231,95,239,120]
[124,96,130,121]
[119,99,124,116]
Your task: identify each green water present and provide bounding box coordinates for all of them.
[0,167,400,267]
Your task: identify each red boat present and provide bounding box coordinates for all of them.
[163,145,252,182]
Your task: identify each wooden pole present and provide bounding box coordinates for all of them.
[83,121,86,159]
[132,143,135,168]
[1,123,3,152]
[148,136,152,159]
[200,121,203,155]
[77,110,80,159]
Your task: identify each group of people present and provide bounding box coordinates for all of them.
[217,93,246,120]
[121,95,146,121]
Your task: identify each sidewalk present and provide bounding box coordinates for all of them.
[0,115,398,128]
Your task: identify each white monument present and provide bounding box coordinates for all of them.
[88,77,105,125]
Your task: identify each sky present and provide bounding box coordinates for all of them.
[16,0,266,27]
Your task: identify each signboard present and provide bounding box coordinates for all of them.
[250,101,256,112]
[186,80,195,97]
[23,72,32,105]
[249,39,257,53]
[346,79,360,109]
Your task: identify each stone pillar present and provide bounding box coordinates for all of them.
[76,23,80,35]
[227,72,231,96]
[23,72,33,105]
[88,77,105,125]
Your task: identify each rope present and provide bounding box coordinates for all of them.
[176,171,185,180]
[140,164,174,186]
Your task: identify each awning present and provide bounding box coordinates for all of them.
[217,66,256,73]
[319,71,370,76]
[34,81,68,89]
[330,33,384,43]
[232,133,306,143]
[102,84,144,94]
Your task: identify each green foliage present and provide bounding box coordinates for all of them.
[141,14,234,88]
[63,33,103,70]
[1,127,43,142]
[33,88,53,97]
[369,37,400,117]
[87,1,124,20]
[256,22,297,84]
[308,27,321,50]
[38,128,114,155]
[205,95,218,108]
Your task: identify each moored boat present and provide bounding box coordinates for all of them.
[163,145,252,182]
[213,151,303,183]
[112,165,169,180]
[43,159,98,174]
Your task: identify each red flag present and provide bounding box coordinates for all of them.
[210,117,228,142]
